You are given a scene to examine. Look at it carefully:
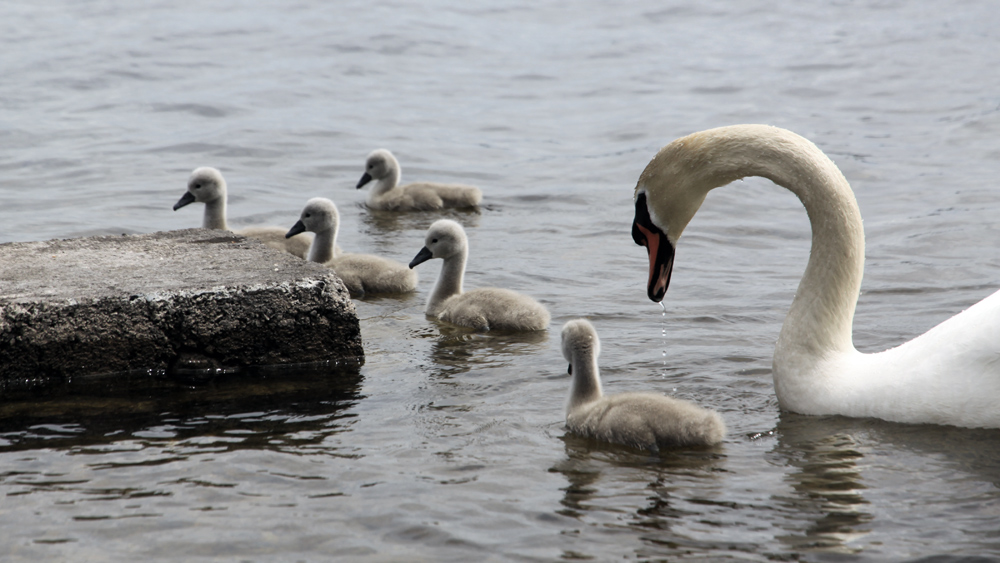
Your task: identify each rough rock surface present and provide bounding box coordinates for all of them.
[0,229,363,384]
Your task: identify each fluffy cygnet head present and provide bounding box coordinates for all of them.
[356,149,399,189]
[174,167,227,210]
[408,219,468,268]
[286,197,339,238]
[561,319,601,375]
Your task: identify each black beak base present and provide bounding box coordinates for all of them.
[173,191,196,211]
[409,246,433,269]
[285,220,307,239]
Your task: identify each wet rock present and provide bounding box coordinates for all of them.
[0,229,363,386]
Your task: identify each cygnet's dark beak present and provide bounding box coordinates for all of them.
[409,246,433,269]
[173,191,196,211]
[567,363,572,376]
[356,172,373,189]
[632,192,675,303]
[285,220,307,239]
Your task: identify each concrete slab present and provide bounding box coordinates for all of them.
[0,228,363,386]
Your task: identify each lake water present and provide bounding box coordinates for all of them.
[2,0,1000,560]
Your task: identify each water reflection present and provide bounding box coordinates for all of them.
[545,411,1000,560]
[550,432,727,556]
[426,325,549,379]
[769,415,873,554]
[550,434,607,519]
[358,206,482,234]
[769,413,1000,556]
[0,363,364,453]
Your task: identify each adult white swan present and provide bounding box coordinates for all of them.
[174,167,312,258]
[631,124,1000,428]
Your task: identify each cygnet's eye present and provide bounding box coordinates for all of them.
[431,238,438,243]
[304,213,311,218]
[192,183,201,190]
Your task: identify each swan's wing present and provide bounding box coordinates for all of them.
[853,288,1000,427]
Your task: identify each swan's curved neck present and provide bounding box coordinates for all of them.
[699,128,865,357]
[427,250,466,316]
[370,167,402,198]
[567,353,602,411]
[202,198,228,231]
[308,225,338,263]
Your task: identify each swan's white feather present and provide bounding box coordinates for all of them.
[637,124,1000,428]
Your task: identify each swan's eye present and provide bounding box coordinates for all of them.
[192,183,201,190]
[304,213,311,218]
[431,238,438,243]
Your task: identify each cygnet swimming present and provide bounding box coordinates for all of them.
[173,167,312,258]
[356,149,483,211]
[408,219,549,331]
[286,197,417,298]
[560,319,725,450]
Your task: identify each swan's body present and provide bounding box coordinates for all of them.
[174,167,312,258]
[408,219,549,331]
[632,124,1000,428]
[356,149,482,211]
[286,198,417,298]
[560,319,725,449]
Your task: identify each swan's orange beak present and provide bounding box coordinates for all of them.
[632,193,675,302]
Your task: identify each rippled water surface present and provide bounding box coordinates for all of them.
[2,1,1000,561]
